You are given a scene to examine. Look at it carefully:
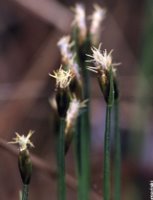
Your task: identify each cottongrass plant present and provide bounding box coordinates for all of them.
[87,44,120,200]
[9,130,34,200]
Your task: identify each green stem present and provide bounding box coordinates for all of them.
[103,105,112,200]
[103,67,114,200]
[22,184,29,200]
[80,36,91,200]
[72,28,91,200]
[58,118,66,200]
[81,56,90,200]
[73,116,82,200]
[114,100,121,200]
[80,112,90,200]
[74,100,90,200]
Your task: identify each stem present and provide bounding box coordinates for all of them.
[75,117,82,175]
[72,28,91,200]
[75,111,90,200]
[80,36,91,200]
[58,118,66,200]
[22,184,29,200]
[103,105,112,200]
[74,117,82,200]
[80,112,90,200]
[81,51,91,200]
[103,67,114,200]
[114,100,121,200]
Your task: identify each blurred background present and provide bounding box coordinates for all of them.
[0,0,152,199]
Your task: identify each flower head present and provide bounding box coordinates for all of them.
[57,36,74,64]
[65,98,87,134]
[68,55,81,79]
[72,4,87,43]
[9,130,34,151]
[89,4,106,44]
[49,66,73,89]
[87,45,120,103]
[57,36,81,80]
[87,44,119,73]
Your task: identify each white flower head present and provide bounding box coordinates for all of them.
[72,4,87,43]
[9,130,34,151]
[65,98,87,134]
[49,65,73,89]
[87,44,119,73]
[57,37,80,80]
[68,54,81,79]
[89,4,106,44]
[57,36,74,64]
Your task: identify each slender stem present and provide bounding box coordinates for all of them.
[75,117,82,175]
[74,117,82,200]
[72,28,91,200]
[80,111,90,200]
[22,184,29,200]
[80,36,91,200]
[75,111,90,200]
[58,118,66,200]
[81,53,91,200]
[103,105,112,200]
[114,100,121,200]
[103,67,114,200]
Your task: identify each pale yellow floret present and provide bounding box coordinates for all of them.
[49,66,73,89]
[9,130,34,151]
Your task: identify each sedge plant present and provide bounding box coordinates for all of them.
[7,4,122,200]
[50,62,89,200]
[50,66,73,200]
[70,4,106,199]
[71,5,91,198]
[57,31,86,199]
[8,130,34,200]
[87,45,120,200]
[51,3,121,200]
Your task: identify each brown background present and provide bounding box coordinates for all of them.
[0,0,150,199]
